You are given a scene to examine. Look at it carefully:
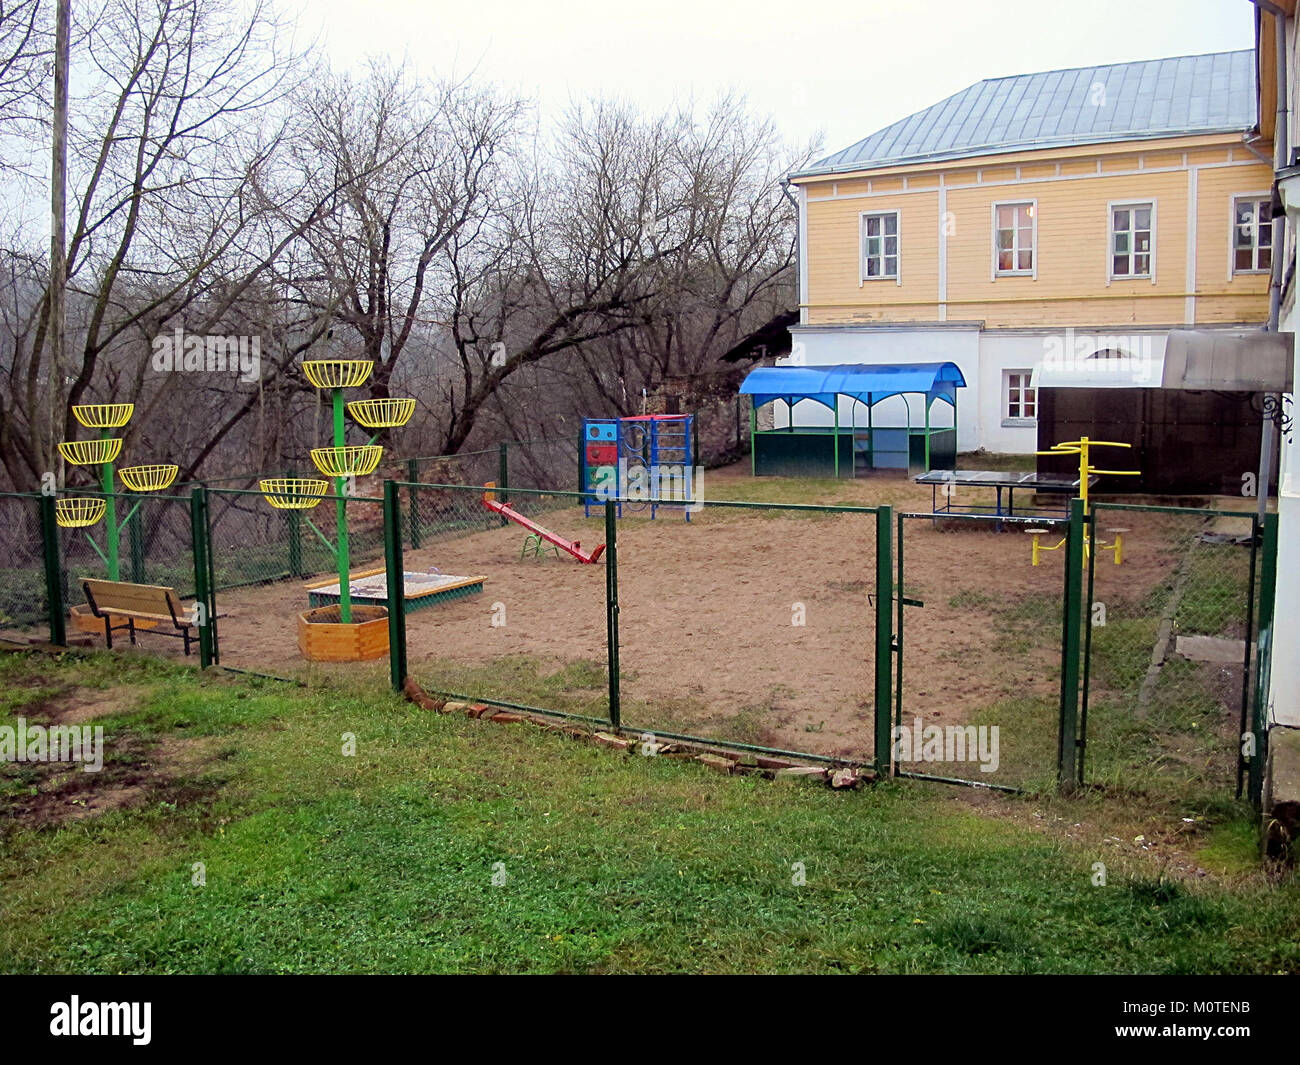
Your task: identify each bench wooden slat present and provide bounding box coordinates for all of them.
[81,579,189,624]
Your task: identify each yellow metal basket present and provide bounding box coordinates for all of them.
[301,360,374,389]
[58,438,123,466]
[310,445,384,477]
[72,403,134,428]
[55,497,107,528]
[259,478,330,510]
[118,464,179,492]
[347,397,416,428]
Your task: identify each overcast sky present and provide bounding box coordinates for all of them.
[305,0,1256,157]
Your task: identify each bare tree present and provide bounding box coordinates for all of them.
[0,0,319,488]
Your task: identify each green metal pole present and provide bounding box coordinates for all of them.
[867,394,874,471]
[1079,507,1098,788]
[923,399,931,473]
[100,429,119,580]
[406,458,421,549]
[1249,512,1278,806]
[190,486,213,668]
[833,401,840,479]
[894,510,904,732]
[204,488,219,665]
[605,500,620,728]
[951,389,957,467]
[1057,497,1085,792]
[874,505,894,776]
[331,386,352,623]
[39,493,66,645]
[287,468,303,579]
[1236,516,1260,800]
[749,403,757,477]
[383,480,407,693]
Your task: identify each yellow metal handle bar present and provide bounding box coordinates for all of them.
[1042,439,1132,450]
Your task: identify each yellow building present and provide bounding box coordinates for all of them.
[785,49,1271,454]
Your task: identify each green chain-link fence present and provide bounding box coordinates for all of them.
[1082,504,1261,804]
[0,493,48,633]
[894,510,1075,792]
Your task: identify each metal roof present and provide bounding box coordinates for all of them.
[739,362,966,408]
[794,50,1256,179]
[1162,330,1294,391]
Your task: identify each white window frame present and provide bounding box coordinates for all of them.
[990,199,1037,279]
[1229,192,1273,278]
[859,209,901,286]
[1002,368,1037,426]
[1106,199,1157,285]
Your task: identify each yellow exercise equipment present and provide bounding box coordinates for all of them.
[1029,437,1140,566]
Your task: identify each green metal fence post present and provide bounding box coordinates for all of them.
[605,500,620,729]
[895,510,905,733]
[497,443,510,526]
[1078,507,1098,788]
[406,458,421,549]
[874,505,894,776]
[39,493,66,646]
[383,480,408,693]
[1237,514,1261,799]
[190,486,214,668]
[1057,497,1085,793]
[1249,511,1278,806]
[204,488,219,665]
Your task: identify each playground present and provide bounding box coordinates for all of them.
[0,376,1263,802]
[49,459,1250,800]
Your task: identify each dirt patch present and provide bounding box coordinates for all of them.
[49,686,147,725]
[1,682,225,830]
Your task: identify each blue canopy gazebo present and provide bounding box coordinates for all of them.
[739,362,967,478]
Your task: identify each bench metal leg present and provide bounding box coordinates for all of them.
[128,617,137,645]
[104,617,112,650]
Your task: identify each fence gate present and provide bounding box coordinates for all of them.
[1081,504,1262,803]
[894,510,1076,791]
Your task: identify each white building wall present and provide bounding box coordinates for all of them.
[1269,286,1299,729]
[1267,23,1300,733]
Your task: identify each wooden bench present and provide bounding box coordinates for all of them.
[80,579,197,655]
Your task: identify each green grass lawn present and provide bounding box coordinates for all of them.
[1,648,1297,974]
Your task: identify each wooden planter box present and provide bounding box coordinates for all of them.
[297,604,388,662]
[69,602,158,636]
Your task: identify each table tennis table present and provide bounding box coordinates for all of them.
[914,469,1098,520]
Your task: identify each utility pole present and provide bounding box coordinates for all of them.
[49,0,70,474]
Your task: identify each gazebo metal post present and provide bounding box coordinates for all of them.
[867,392,873,471]
[749,402,756,476]
[833,396,840,478]
[924,396,932,472]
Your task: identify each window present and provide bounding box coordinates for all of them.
[861,211,899,281]
[1110,202,1154,279]
[993,201,1035,275]
[1004,370,1036,423]
[1233,196,1272,274]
